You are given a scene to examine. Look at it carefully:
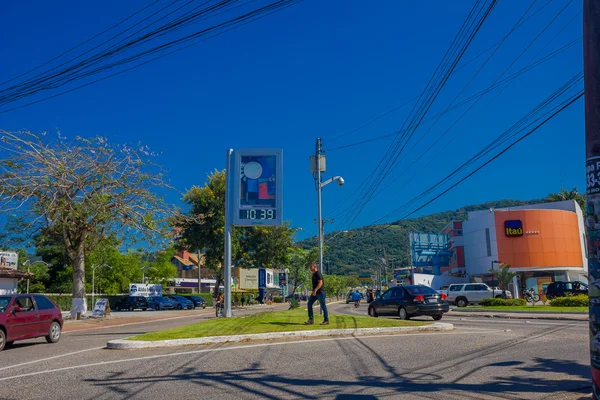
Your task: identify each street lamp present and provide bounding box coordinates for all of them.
[317,175,345,274]
[491,260,503,299]
[22,260,49,294]
[91,263,112,306]
[140,265,157,284]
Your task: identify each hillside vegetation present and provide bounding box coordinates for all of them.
[300,199,547,276]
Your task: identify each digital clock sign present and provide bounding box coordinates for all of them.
[239,209,277,220]
[231,149,283,226]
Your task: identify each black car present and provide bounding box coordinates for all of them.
[114,296,149,311]
[186,296,207,308]
[544,281,588,300]
[367,285,449,321]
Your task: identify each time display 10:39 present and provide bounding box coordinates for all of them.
[239,209,277,220]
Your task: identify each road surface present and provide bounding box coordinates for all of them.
[0,302,591,399]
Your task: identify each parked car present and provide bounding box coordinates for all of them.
[186,296,207,309]
[446,283,512,307]
[146,296,175,311]
[166,295,194,310]
[114,296,149,311]
[367,285,449,321]
[545,281,588,300]
[0,294,63,351]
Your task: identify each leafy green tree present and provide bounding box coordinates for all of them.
[176,169,298,296]
[0,131,177,316]
[287,247,317,296]
[546,187,585,209]
[490,264,517,299]
[344,275,360,289]
[240,224,296,269]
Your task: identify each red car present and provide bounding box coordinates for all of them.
[0,294,63,351]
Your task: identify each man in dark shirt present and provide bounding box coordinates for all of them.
[305,263,329,325]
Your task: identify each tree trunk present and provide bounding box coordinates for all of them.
[71,246,87,319]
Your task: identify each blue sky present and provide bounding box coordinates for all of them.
[0,1,584,242]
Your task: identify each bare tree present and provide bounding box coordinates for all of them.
[0,130,177,317]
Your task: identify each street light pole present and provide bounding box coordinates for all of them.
[92,263,112,307]
[314,138,344,275]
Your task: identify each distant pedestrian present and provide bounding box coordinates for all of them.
[305,264,329,325]
[241,295,245,307]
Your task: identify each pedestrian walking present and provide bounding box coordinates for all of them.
[305,263,329,325]
[241,295,245,307]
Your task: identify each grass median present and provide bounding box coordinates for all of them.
[462,306,588,313]
[128,307,430,341]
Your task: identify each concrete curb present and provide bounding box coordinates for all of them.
[107,322,454,350]
[448,311,587,321]
[450,308,587,315]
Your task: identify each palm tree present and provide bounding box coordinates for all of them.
[546,187,585,209]
[490,264,518,299]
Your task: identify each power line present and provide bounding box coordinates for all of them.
[0,0,301,112]
[327,1,577,223]
[326,0,556,145]
[327,74,583,244]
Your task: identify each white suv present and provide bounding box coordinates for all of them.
[446,283,512,307]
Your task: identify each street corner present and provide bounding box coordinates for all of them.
[105,322,454,350]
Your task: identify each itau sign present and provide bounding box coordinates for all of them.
[505,220,523,237]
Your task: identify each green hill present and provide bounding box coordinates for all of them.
[300,198,546,276]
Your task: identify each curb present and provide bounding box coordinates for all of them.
[450,308,587,315]
[107,322,454,350]
[448,311,587,321]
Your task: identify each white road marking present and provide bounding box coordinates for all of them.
[0,329,506,382]
[444,317,587,326]
[0,346,104,372]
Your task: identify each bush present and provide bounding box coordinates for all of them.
[550,295,589,307]
[505,298,527,306]
[479,298,507,306]
[288,298,300,309]
[273,296,284,303]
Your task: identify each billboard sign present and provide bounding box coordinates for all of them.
[129,284,162,297]
[278,272,287,286]
[505,220,524,237]
[231,149,283,226]
[258,268,266,289]
[0,251,18,269]
[239,268,259,290]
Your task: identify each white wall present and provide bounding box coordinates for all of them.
[463,211,498,277]
[0,278,17,295]
[413,273,466,290]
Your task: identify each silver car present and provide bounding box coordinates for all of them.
[446,283,511,307]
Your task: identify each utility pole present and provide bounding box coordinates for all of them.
[382,248,388,289]
[197,249,202,294]
[316,138,324,275]
[584,1,600,397]
[312,138,344,275]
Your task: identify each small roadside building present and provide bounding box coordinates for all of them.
[0,268,33,295]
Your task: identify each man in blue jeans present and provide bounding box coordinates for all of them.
[305,263,329,325]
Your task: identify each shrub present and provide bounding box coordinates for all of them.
[550,295,588,307]
[288,298,300,309]
[479,298,507,306]
[273,296,284,303]
[505,298,527,306]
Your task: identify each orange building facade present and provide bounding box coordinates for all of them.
[463,200,588,297]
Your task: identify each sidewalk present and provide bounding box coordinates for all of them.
[448,309,588,321]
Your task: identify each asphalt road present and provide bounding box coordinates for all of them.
[0,302,591,400]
